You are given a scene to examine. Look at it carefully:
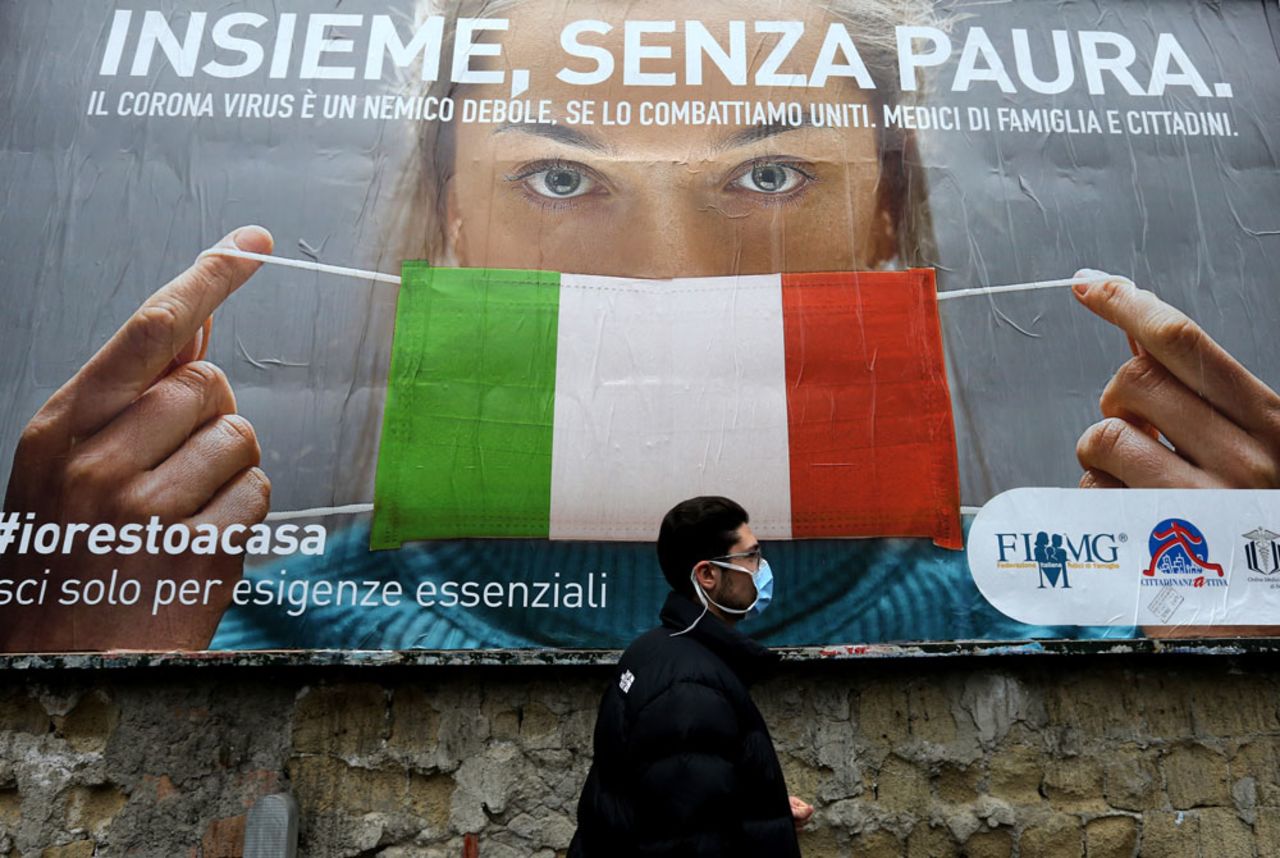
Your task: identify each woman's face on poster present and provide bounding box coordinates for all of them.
[444,0,896,277]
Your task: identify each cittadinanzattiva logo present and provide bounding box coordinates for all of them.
[1141,518,1225,588]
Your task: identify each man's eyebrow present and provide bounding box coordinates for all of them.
[715,117,817,150]
[493,122,610,153]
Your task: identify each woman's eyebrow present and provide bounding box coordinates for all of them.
[492,122,611,153]
[714,117,817,151]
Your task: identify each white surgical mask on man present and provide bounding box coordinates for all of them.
[670,553,773,637]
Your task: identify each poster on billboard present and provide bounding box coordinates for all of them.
[0,0,1277,654]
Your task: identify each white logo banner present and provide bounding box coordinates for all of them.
[967,489,1280,627]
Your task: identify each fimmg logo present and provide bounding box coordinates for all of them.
[1141,518,1225,588]
[994,531,1123,589]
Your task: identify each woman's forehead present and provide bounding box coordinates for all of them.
[471,118,881,174]
[492,0,854,84]
[460,0,879,155]
[501,0,835,30]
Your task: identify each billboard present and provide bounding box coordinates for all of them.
[0,0,1277,653]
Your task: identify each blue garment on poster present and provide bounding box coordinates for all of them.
[211,516,1130,649]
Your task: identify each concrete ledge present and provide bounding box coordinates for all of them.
[3,637,1280,669]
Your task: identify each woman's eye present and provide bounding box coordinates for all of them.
[526,166,595,199]
[732,162,810,195]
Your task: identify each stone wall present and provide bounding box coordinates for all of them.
[1,656,1279,857]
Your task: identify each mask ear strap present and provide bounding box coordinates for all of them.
[670,566,713,637]
[199,246,403,285]
[669,603,709,637]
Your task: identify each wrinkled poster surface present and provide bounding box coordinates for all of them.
[0,0,1277,653]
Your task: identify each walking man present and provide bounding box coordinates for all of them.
[569,496,813,856]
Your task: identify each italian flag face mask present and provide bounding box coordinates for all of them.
[369,264,963,551]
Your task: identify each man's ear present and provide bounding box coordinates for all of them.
[692,561,718,593]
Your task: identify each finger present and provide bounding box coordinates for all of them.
[1077,417,1218,488]
[1100,356,1276,487]
[1075,271,1153,441]
[147,316,215,394]
[54,226,272,438]
[133,414,262,519]
[1101,280,1163,441]
[1079,468,1125,489]
[170,317,213,371]
[190,466,271,531]
[1072,273,1280,437]
[71,361,237,474]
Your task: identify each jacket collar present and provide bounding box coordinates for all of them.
[659,591,780,683]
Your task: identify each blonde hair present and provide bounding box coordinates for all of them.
[388,0,940,268]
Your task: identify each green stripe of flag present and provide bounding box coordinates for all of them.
[371,263,562,549]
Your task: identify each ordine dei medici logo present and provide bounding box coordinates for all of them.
[1243,528,1280,576]
[1142,518,1225,588]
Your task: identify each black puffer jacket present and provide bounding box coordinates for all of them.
[568,592,801,857]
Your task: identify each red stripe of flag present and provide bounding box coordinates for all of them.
[780,270,962,549]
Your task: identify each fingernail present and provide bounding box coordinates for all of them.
[1073,270,1095,296]
[214,225,272,251]
[1073,268,1110,297]
[233,225,272,251]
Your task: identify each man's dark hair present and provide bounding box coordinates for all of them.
[657,496,749,598]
